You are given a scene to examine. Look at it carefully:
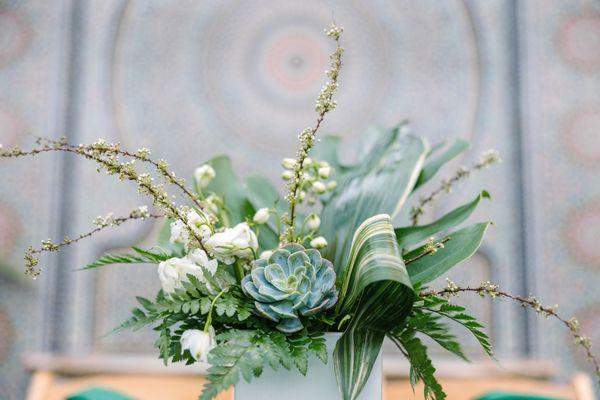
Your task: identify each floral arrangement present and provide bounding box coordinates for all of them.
[1,23,599,400]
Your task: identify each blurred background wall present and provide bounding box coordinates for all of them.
[0,0,599,398]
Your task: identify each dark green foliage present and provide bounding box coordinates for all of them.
[418,295,494,358]
[389,328,446,400]
[82,246,174,270]
[199,330,329,400]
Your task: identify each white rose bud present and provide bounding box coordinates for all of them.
[281,158,296,170]
[260,250,273,260]
[306,214,321,231]
[205,222,258,265]
[194,164,216,188]
[181,327,216,363]
[310,236,328,249]
[158,250,218,295]
[312,181,327,194]
[187,210,212,240]
[281,170,294,181]
[253,208,270,224]
[318,165,331,179]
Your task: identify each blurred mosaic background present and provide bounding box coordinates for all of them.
[1,0,599,398]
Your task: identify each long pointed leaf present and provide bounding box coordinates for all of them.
[334,214,415,400]
[407,222,492,285]
[395,191,490,248]
[413,138,470,190]
[320,124,428,268]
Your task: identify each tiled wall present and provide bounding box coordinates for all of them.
[0,1,598,398]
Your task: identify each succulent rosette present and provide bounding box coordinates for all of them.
[241,243,338,333]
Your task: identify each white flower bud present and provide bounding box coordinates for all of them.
[327,181,337,191]
[260,250,273,260]
[318,165,331,179]
[281,158,296,169]
[181,327,216,362]
[306,214,321,231]
[194,164,216,188]
[312,181,327,194]
[253,207,270,224]
[310,236,328,249]
[304,157,313,166]
[281,170,294,181]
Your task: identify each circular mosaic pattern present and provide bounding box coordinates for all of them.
[564,201,600,267]
[111,0,480,177]
[0,306,14,363]
[557,14,600,72]
[0,202,19,258]
[0,103,26,149]
[562,107,600,167]
[0,11,30,67]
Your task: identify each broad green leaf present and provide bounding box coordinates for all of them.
[395,191,490,248]
[204,156,254,225]
[204,157,279,249]
[407,222,492,285]
[312,135,349,174]
[319,123,428,268]
[334,214,415,400]
[334,329,385,400]
[413,138,469,190]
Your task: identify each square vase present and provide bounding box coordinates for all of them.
[234,332,382,400]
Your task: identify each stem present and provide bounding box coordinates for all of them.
[404,237,451,265]
[204,288,228,332]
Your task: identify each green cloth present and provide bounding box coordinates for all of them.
[66,387,134,400]
[476,391,565,400]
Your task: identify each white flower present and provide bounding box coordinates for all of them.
[260,250,273,260]
[157,251,217,295]
[318,165,331,179]
[187,249,218,275]
[327,181,337,190]
[187,209,212,240]
[205,222,258,265]
[281,158,296,170]
[304,157,313,166]
[169,220,190,247]
[310,236,328,249]
[312,181,327,194]
[253,208,270,224]
[306,214,321,231]
[181,327,216,362]
[281,170,294,181]
[194,164,216,188]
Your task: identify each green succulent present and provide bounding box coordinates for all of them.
[241,243,338,333]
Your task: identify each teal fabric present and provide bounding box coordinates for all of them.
[66,387,134,400]
[476,391,565,400]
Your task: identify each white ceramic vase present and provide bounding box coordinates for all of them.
[234,332,382,400]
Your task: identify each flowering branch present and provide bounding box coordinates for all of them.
[421,280,600,383]
[282,23,344,243]
[24,207,163,277]
[404,237,451,265]
[410,150,501,226]
[1,139,211,275]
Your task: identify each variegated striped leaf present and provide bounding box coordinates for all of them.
[333,214,415,400]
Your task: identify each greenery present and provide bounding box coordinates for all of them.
[2,21,598,400]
